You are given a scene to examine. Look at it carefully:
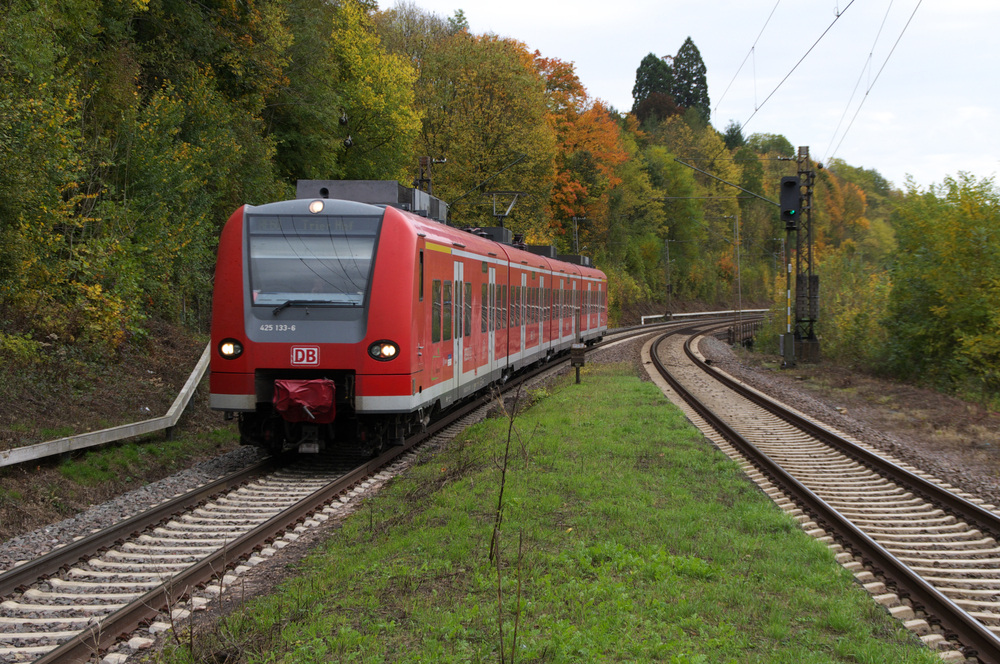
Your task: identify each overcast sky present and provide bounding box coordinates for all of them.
[387,0,998,190]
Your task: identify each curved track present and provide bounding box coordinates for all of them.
[648,326,1000,663]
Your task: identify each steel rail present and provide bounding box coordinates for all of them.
[9,320,749,662]
[688,335,1000,545]
[0,457,277,598]
[650,327,1000,664]
[27,357,537,664]
[31,424,439,663]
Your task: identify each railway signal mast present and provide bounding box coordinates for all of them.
[779,147,820,366]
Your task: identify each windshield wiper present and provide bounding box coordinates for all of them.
[272,299,358,316]
[272,299,329,316]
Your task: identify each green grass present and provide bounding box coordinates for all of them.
[156,364,936,664]
[39,425,75,439]
[57,429,239,487]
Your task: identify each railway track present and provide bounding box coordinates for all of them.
[647,325,1000,663]
[0,319,695,664]
[0,447,423,664]
[0,315,757,663]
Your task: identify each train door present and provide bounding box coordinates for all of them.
[454,261,464,384]
[573,279,583,341]
[488,266,497,374]
[416,247,426,376]
[520,272,528,356]
[538,275,546,352]
[563,278,572,342]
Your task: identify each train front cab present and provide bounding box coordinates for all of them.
[210,199,427,452]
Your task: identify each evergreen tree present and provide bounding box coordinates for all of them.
[631,53,675,113]
[723,120,745,150]
[672,37,710,123]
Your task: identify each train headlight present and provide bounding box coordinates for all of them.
[219,339,244,359]
[308,199,325,214]
[368,340,399,361]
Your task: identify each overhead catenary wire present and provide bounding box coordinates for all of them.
[713,0,782,116]
[736,0,855,134]
[824,0,923,168]
[822,0,897,162]
[700,1,855,174]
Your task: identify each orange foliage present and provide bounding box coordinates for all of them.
[534,54,628,234]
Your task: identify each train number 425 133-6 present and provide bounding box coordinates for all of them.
[259,324,297,332]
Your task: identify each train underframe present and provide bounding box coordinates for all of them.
[233,368,428,456]
[236,407,428,457]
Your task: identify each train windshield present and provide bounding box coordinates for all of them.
[247,213,382,308]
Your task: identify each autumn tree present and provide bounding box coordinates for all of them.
[267,0,345,180]
[633,93,684,126]
[600,124,666,317]
[746,132,794,157]
[733,145,778,296]
[886,174,1000,393]
[414,32,556,236]
[329,1,420,181]
[536,55,628,249]
[374,1,461,69]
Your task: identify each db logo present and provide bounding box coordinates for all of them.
[291,346,320,366]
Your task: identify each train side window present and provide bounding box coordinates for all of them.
[454,281,462,339]
[481,284,488,333]
[498,284,503,332]
[518,286,524,327]
[501,285,507,330]
[508,286,514,329]
[516,286,522,328]
[464,283,472,338]
[489,284,495,332]
[511,286,517,328]
[419,250,424,302]
[508,286,513,329]
[432,279,442,343]
[443,281,452,341]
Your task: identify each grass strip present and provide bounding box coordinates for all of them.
[158,363,937,663]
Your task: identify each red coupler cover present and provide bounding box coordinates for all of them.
[273,379,336,423]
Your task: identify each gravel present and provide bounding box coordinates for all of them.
[0,446,267,571]
[3,328,996,575]
[698,334,1000,510]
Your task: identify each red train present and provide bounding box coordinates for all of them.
[209,185,607,454]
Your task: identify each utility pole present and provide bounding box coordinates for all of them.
[665,239,672,317]
[795,147,820,362]
[777,148,820,365]
[572,217,587,254]
[415,156,447,196]
[734,214,743,324]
